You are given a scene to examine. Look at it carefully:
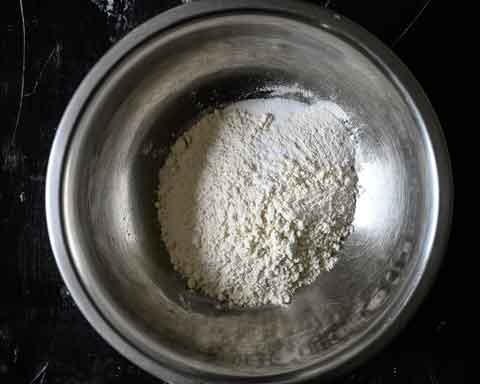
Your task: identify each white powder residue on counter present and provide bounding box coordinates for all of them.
[157,98,358,307]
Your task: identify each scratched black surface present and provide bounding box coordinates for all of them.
[0,1,464,383]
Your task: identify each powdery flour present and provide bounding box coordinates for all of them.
[157,98,358,307]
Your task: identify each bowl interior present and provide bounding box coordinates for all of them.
[63,14,438,376]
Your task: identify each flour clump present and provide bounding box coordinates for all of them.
[157,98,358,307]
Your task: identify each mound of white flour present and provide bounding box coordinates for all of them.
[157,98,358,307]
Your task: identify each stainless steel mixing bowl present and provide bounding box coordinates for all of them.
[46,1,452,382]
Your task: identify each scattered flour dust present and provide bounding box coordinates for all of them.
[156,98,358,307]
[90,0,133,17]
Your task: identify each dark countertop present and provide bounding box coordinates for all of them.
[1,1,463,383]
